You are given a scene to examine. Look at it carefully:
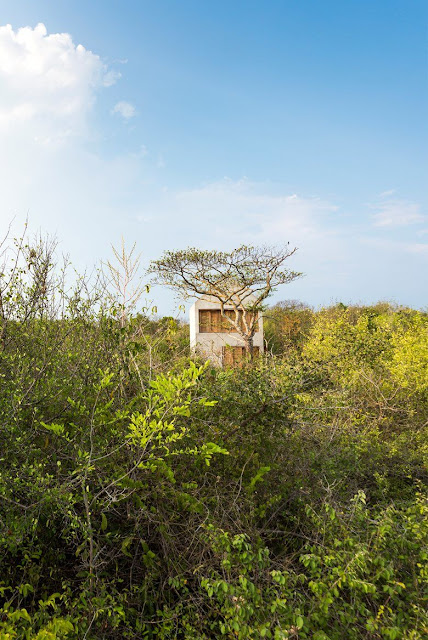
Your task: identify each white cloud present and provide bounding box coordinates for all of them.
[362,236,428,256]
[142,179,427,309]
[0,22,136,276]
[369,194,426,228]
[170,178,339,248]
[112,101,136,120]
[408,243,428,255]
[0,22,120,142]
[141,178,350,301]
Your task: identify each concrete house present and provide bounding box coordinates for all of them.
[189,295,264,366]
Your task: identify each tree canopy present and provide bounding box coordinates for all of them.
[149,244,302,350]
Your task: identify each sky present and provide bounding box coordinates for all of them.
[0,0,427,314]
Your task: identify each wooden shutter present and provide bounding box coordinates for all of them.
[222,309,236,332]
[222,346,243,366]
[199,309,233,333]
[222,345,260,367]
[199,308,258,334]
[199,310,211,333]
[210,310,221,332]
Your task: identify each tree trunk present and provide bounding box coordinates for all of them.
[244,334,254,360]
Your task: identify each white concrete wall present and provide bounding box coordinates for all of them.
[189,296,264,366]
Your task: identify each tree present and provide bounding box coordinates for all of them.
[148,244,302,355]
[104,238,146,328]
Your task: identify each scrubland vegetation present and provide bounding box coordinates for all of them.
[0,234,427,639]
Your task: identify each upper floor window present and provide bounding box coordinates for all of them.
[199,309,258,333]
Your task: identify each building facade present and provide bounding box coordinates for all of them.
[189,295,264,366]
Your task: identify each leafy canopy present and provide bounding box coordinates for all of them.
[148,244,302,309]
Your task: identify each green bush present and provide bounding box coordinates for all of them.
[0,235,426,638]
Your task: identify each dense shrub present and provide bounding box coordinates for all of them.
[0,236,426,638]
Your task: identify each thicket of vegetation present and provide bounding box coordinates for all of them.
[0,233,426,639]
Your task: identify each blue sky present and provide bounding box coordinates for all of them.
[0,0,426,312]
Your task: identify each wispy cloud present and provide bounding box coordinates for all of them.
[369,193,426,228]
[112,100,136,120]
[147,178,348,282]
[407,243,428,255]
[362,236,428,256]
[171,178,339,245]
[142,179,427,308]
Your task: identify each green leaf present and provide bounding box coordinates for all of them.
[296,615,304,629]
[121,536,133,557]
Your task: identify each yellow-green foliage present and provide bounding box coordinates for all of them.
[388,313,428,392]
[0,238,426,638]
